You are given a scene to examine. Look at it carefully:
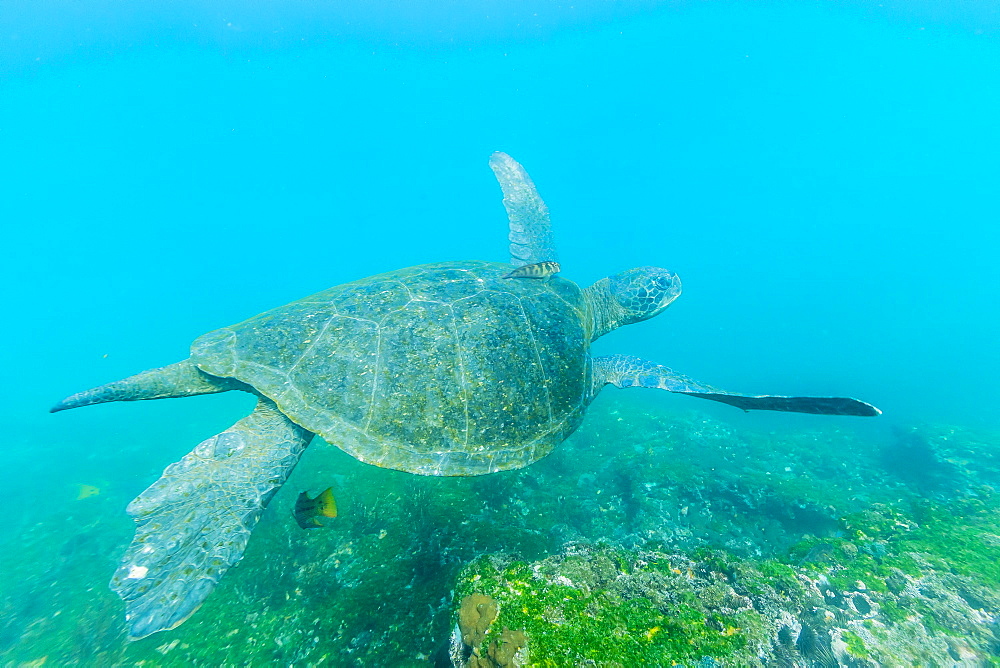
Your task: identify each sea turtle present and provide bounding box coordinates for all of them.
[51,152,879,639]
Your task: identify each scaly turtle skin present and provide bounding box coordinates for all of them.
[51,152,879,640]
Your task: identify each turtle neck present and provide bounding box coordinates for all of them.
[583,278,631,341]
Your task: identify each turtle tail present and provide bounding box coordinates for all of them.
[50,359,244,413]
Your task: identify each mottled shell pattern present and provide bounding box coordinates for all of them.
[190,261,593,475]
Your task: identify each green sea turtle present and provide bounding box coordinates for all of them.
[51,152,879,639]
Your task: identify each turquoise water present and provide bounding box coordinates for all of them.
[2,2,999,665]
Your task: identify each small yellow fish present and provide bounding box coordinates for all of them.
[293,487,338,529]
[76,484,101,500]
[502,260,561,280]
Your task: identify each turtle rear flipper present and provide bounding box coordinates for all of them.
[50,359,243,413]
[489,151,559,268]
[592,355,881,417]
[110,397,312,639]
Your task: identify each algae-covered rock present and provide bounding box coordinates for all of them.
[451,544,771,666]
[451,492,1000,666]
[881,425,1000,496]
[9,394,1000,665]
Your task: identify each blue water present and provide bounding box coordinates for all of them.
[1,0,998,662]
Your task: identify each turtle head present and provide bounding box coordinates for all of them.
[609,266,682,322]
[586,267,681,339]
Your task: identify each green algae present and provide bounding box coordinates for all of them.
[841,630,870,659]
[795,495,1000,607]
[451,489,1000,666]
[454,549,767,666]
[7,399,1000,665]
[447,412,1000,666]
[906,496,1000,586]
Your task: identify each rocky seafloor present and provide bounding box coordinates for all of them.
[3,394,999,666]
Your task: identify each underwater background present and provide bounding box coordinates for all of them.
[2,1,999,665]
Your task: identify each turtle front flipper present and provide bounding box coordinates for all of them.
[489,151,559,267]
[110,396,312,639]
[592,355,881,417]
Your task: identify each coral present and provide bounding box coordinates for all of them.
[468,627,528,668]
[459,593,498,649]
[454,594,528,667]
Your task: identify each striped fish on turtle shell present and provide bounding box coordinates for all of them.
[502,260,560,279]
